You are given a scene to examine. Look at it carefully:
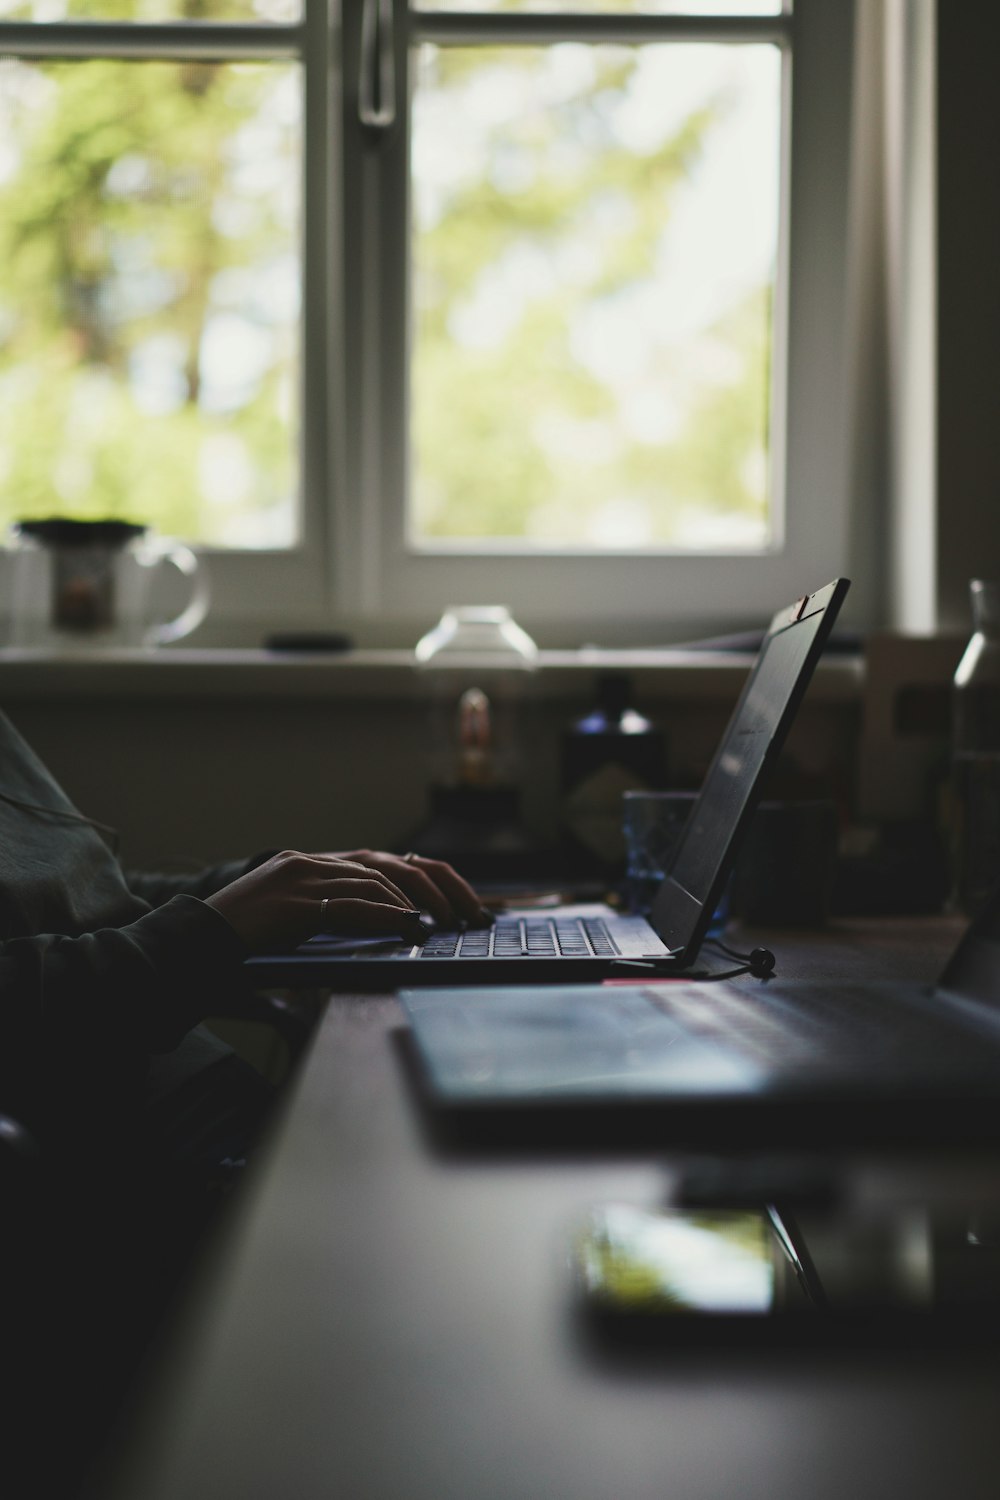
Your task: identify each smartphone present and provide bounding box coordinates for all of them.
[572,1200,1000,1345]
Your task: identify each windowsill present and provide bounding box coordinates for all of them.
[0,645,864,701]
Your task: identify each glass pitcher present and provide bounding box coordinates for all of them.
[6,518,209,649]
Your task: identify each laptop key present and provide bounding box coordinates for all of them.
[458,934,492,956]
[492,921,524,955]
[554,921,588,954]
[583,919,618,955]
[419,915,622,961]
[525,924,557,954]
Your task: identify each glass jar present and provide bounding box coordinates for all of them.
[952,580,1000,914]
[414,605,538,670]
[414,606,538,786]
[408,606,539,874]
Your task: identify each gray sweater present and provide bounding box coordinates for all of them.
[0,709,261,1145]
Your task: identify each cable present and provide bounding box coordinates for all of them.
[678,962,775,982]
[610,946,777,983]
[700,937,778,981]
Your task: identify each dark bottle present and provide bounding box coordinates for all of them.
[560,673,666,874]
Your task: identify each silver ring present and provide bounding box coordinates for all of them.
[319,896,330,931]
[402,851,418,863]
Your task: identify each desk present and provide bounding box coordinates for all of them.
[104,918,1000,1500]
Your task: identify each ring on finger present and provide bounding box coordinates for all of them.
[402,851,419,863]
[319,896,330,931]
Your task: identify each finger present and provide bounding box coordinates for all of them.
[323,850,487,926]
[319,897,427,939]
[324,875,415,911]
[381,862,457,925]
[331,852,457,925]
[320,861,413,909]
[402,855,489,925]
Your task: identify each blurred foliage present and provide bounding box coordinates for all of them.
[0,9,774,552]
[0,17,299,544]
[412,43,774,548]
[0,0,297,21]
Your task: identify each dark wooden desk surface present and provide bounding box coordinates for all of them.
[104,917,1000,1500]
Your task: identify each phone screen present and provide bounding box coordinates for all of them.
[573,1201,1000,1341]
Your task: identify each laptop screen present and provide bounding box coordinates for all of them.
[649,580,849,961]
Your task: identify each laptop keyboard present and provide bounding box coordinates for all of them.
[419,916,619,960]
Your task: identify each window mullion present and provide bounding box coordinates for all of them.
[0,19,302,60]
[301,0,339,614]
[413,11,790,47]
[337,0,404,615]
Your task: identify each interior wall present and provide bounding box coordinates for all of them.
[880,1,1000,635]
[3,687,860,874]
[934,3,1000,629]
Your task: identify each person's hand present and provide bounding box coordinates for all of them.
[327,849,491,929]
[206,850,430,953]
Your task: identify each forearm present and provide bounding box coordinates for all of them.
[0,894,250,1128]
[126,853,277,906]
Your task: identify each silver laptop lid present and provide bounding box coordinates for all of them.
[650,578,850,964]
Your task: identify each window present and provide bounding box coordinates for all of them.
[410,40,780,547]
[0,0,857,644]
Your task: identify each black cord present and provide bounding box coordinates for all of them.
[610,950,777,983]
[0,788,120,853]
[676,963,774,982]
[701,937,778,980]
[703,937,747,962]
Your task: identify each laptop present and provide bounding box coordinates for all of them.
[247,578,849,988]
[399,887,1000,1145]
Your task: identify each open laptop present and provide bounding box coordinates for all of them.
[399,886,1000,1145]
[247,578,849,988]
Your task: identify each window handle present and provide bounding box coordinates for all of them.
[359,0,397,132]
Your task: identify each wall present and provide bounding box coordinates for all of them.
[935,3,1000,627]
[0,654,862,873]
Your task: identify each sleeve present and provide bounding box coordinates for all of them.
[0,896,253,1134]
[125,851,278,906]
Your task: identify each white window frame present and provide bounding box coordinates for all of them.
[0,0,858,647]
[339,0,859,645]
[0,5,332,641]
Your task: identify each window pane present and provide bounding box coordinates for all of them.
[0,58,301,547]
[411,42,780,551]
[0,0,299,20]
